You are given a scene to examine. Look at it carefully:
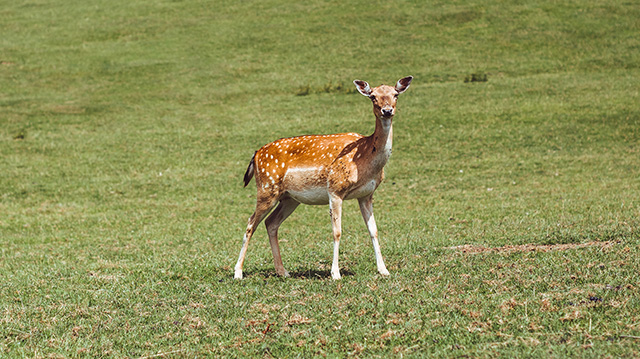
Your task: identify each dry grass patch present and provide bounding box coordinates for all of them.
[450,240,620,254]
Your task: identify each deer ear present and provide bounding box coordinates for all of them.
[395,76,413,94]
[353,80,372,96]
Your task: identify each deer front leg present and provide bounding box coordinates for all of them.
[358,195,390,276]
[329,195,343,280]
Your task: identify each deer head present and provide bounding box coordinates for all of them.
[354,76,413,120]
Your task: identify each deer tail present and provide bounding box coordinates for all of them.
[243,152,256,187]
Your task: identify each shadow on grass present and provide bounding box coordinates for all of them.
[241,268,356,280]
[290,268,355,280]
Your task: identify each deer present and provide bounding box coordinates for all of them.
[234,76,413,280]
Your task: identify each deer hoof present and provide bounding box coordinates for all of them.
[234,270,243,280]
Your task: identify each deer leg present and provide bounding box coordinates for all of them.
[234,197,277,279]
[358,195,390,276]
[264,198,299,277]
[329,195,343,280]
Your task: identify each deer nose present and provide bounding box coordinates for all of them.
[381,108,394,117]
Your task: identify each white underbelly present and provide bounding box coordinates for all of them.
[287,187,330,205]
[287,179,379,204]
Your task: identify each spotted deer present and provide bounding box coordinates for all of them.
[234,76,413,280]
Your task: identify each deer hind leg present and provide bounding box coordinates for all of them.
[358,195,390,276]
[264,198,300,277]
[329,195,343,280]
[234,196,277,279]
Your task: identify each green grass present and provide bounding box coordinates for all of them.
[1,0,639,357]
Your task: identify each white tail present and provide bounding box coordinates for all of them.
[234,76,413,280]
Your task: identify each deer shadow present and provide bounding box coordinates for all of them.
[242,268,355,280]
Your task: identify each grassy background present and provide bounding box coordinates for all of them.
[1,0,639,357]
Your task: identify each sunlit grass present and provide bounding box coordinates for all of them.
[1,0,639,357]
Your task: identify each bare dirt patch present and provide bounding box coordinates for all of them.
[450,240,620,254]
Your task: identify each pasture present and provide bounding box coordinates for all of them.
[1,0,639,357]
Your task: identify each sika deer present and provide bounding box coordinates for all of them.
[234,76,413,280]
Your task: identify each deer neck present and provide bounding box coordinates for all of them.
[366,116,394,169]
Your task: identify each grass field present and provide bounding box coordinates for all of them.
[2,0,639,357]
